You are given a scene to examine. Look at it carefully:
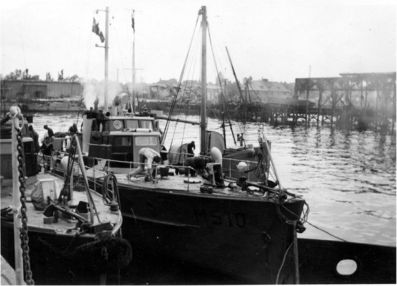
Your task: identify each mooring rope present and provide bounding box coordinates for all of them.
[275,241,293,284]
[281,204,347,242]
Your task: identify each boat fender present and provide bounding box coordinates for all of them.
[236,161,248,172]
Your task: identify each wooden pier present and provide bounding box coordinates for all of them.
[224,72,396,133]
[291,72,396,132]
[144,72,396,133]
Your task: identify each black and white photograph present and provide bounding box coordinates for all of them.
[0,0,395,284]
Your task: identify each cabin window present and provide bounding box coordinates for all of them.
[125,119,139,130]
[112,136,132,146]
[139,120,153,130]
[135,136,159,146]
[106,120,124,131]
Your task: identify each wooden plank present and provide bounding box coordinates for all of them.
[1,255,16,285]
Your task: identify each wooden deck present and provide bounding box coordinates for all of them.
[85,165,284,202]
[1,172,122,236]
[1,255,16,285]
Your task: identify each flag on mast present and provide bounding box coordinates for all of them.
[131,10,135,32]
[92,17,105,43]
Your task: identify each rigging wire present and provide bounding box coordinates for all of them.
[162,14,200,145]
[179,42,200,145]
[167,38,199,149]
[207,23,237,145]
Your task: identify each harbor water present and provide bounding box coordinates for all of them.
[31,112,396,248]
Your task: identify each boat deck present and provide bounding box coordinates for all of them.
[85,166,292,202]
[1,255,16,285]
[1,173,122,236]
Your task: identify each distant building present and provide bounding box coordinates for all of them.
[150,79,178,99]
[149,79,221,103]
[0,79,84,112]
[248,79,293,104]
[207,83,221,103]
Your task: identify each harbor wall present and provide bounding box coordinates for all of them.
[0,79,85,112]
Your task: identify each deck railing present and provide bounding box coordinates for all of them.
[45,150,271,187]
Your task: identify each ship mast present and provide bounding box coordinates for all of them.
[131,10,136,112]
[96,7,110,111]
[104,7,109,110]
[199,6,207,155]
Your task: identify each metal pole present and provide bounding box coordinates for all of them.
[74,135,101,223]
[293,221,300,284]
[104,6,109,111]
[132,10,136,112]
[225,46,246,124]
[199,6,207,155]
[11,116,24,285]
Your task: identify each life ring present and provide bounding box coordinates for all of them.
[113,120,123,130]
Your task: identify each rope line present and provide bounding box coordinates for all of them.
[275,241,293,284]
[207,23,237,144]
[162,14,200,144]
[305,221,348,242]
[281,204,347,242]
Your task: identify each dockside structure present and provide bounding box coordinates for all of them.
[0,79,85,113]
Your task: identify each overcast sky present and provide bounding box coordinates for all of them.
[0,0,395,84]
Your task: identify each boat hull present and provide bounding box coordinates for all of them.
[1,219,128,285]
[116,183,304,284]
[298,238,396,284]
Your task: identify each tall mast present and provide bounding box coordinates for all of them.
[199,6,207,155]
[104,6,109,111]
[226,46,246,124]
[131,10,136,112]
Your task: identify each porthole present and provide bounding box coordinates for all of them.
[336,259,357,276]
[113,120,123,130]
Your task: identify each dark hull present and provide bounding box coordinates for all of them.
[116,182,304,284]
[298,238,396,284]
[1,220,127,285]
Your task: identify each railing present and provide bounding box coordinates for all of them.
[44,150,276,190]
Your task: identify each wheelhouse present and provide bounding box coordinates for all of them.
[82,114,161,167]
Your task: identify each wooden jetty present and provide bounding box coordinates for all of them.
[144,72,396,134]
[232,72,396,133]
[292,72,396,131]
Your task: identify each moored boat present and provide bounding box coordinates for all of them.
[0,108,131,285]
[79,6,307,284]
